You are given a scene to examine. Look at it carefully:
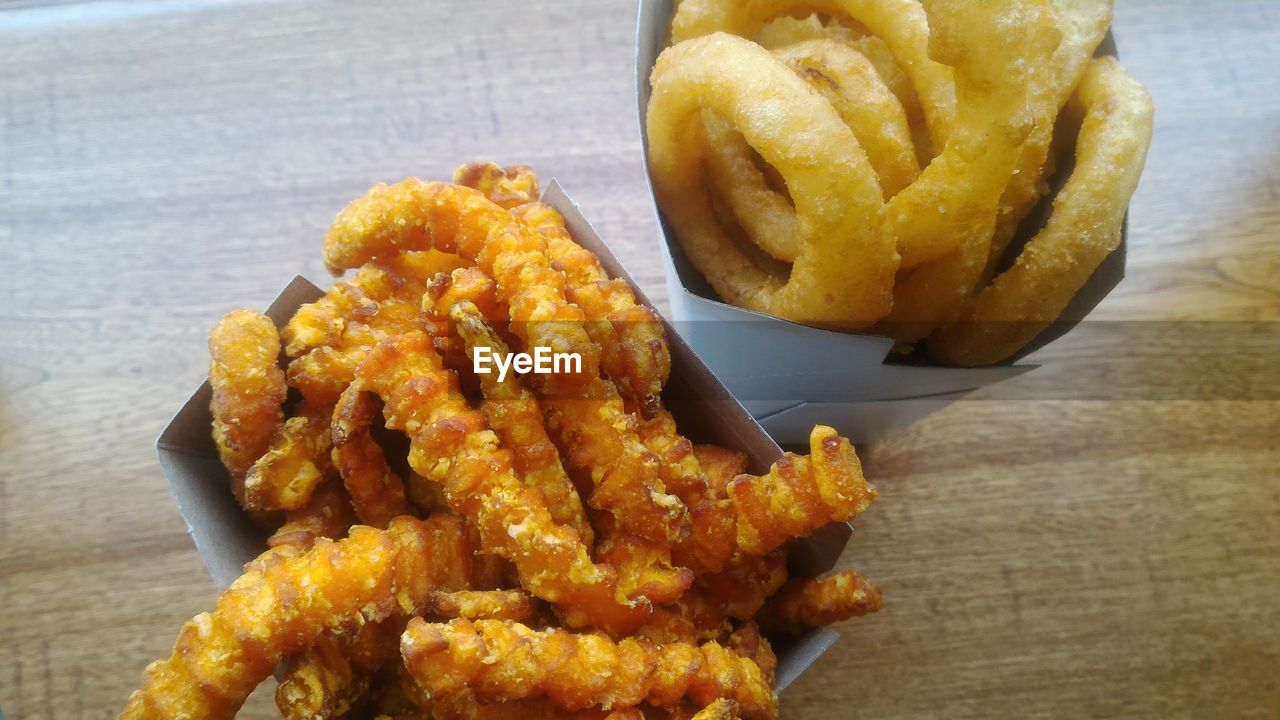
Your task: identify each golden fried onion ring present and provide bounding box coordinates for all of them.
[647,33,897,329]
[929,57,1153,366]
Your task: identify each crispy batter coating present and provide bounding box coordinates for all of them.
[266,479,357,550]
[352,332,647,633]
[117,521,439,719]
[728,426,875,556]
[690,699,741,720]
[321,180,601,386]
[244,400,334,511]
[331,386,412,527]
[451,301,594,546]
[453,162,540,210]
[209,309,287,503]
[512,201,671,418]
[401,618,778,719]
[763,572,883,635]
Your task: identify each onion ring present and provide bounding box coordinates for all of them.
[647,33,896,329]
[671,0,955,150]
[929,57,1153,366]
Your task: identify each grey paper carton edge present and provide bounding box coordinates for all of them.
[154,185,853,695]
[634,0,1126,399]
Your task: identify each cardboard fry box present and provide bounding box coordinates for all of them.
[156,182,859,699]
[635,0,1127,445]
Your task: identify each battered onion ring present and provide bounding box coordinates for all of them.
[118,520,428,719]
[208,309,287,505]
[754,15,927,159]
[451,300,594,546]
[763,571,883,635]
[701,38,917,262]
[352,332,647,633]
[400,618,778,719]
[775,40,918,199]
[930,57,1153,366]
[671,0,954,150]
[647,33,896,329]
[987,0,1115,276]
[873,0,1064,343]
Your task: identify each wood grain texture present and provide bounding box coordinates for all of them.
[1,1,1277,718]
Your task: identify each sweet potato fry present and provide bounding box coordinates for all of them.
[401,618,778,719]
[728,426,874,556]
[118,520,439,719]
[243,400,334,511]
[351,332,647,633]
[451,301,594,546]
[208,308,287,504]
[763,571,883,634]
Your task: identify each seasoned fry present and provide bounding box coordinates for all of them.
[118,521,432,719]
[243,400,333,511]
[331,386,412,527]
[728,426,874,556]
[266,479,357,550]
[451,301,594,546]
[763,571,883,634]
[208,309,287,503]
[511,201,671,418]
[401,618,778,719]
[454,161,540,210]
[351,332,647,633]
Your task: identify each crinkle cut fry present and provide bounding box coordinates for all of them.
[321,179,601,387]
[331,384,412,527]
[637,552,787,646]
[284,252,461,404]
[266,478,357,550]
[450,300,594,547]
[244,399,334,511]
[637,409,736,574]
[118,520,438,720]
[400,618,778,720]
[352,332,648,634]
[322,179,688,554]
[208,308,287,503]
[453,161,540,210]
[726,623,777,691]
[763,571,883,635]
[510,200,671,419]
[728,426,875,556]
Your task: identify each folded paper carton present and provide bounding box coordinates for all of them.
[156,182,864,700]
[635,0,1126,444]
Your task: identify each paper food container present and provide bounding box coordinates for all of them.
[156,181,861,699]
[635,0,1127,445]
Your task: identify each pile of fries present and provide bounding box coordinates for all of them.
[120,164,883,720]
[647,0,1153,365]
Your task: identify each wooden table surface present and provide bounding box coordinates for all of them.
[2,1,1277,718]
